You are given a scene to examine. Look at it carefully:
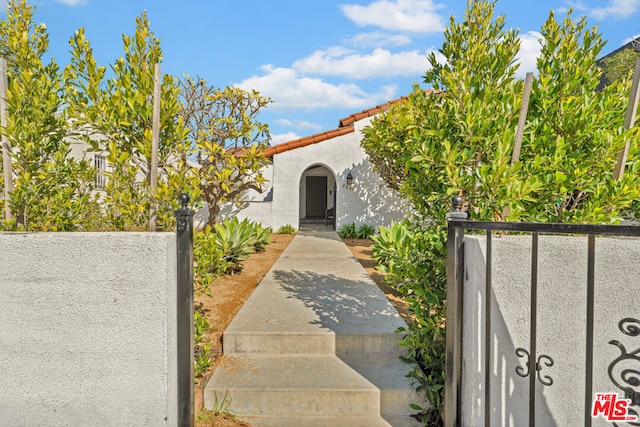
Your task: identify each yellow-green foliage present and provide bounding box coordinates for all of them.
[179,77,271,227]
[362,2,640,424]
[65,14,193,231]
[1,1,271,232]
[363,6,639,225]
[0,0,100,231]
[194,309,212,378]
[276,224,297,234]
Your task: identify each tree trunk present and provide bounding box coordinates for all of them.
[207,201,221,226]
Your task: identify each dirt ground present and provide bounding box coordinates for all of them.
[194,234,409,426]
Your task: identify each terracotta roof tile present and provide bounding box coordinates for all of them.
[264,91,435,157]
[338,95,410,128]
[263,127,354,158]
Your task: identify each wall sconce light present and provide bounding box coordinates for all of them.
[346,171,353,186]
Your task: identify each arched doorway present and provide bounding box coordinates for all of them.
[299,165,336,229]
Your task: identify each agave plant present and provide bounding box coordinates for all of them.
[214,217,256,272]
[250,223,272,252]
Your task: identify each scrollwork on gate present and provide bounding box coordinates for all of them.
[608,318,640,426]
[515,347,554,386]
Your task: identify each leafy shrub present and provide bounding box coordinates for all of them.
[357,223,376,239]
[276,224,297,234]
[372,220,447,425]
[194,228,232,295]
[338,223,358,238]
[338,222,376,239]
[361,2,640,424]
[194,308,212,379]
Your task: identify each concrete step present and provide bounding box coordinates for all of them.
[341,358,425,425]
[239,415,390,427]
[223,329,335,356]
[205,227,426,426]
[383,415,423,427]
[335,332,407,362]
[335,331,426,425]
[206,355,385,420]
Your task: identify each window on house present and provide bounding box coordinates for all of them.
[94,154,107,189]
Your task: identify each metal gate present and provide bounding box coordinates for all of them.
[445,197,640,426]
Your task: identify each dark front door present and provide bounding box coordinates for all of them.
[305,176,327,218]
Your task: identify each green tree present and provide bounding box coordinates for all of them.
[523,13,639,223]
[0,0,98,231]
[65,12,189,231]
[179,76,271,225]
[364,5,638,224]
[362,2,640,423]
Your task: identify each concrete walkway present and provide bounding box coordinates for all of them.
[205,224,424,426]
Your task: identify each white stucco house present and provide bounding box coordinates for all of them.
[55,97,412,232]
[216,98,412,230]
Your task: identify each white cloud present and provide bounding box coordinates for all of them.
[516,31,542,78]
[559,0,589,13]
[341,0,445,33]
[235,64,398,110]
[292,47,435,79]
[275,119,323,131]
[347,32,413,48]
[590,0,640,19]
[563,0,640,19]
[270,132,303,145]
[56,0,88,5]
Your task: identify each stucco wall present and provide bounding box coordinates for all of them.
[215,164,275,228]
[0,232,178,426]
[461,234,640,426]
[219,116,411,230]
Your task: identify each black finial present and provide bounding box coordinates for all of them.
[178,193,190,209]
[447,194,468,221]
[452,195,463,212]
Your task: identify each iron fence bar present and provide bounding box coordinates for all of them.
[445,222,459,427]
[445,224,465,427]
[447,220,640,237]
[445,197,467,427]
[175,194,195,427]
[529,232,539,427]
[585,235,596,427]
[485,230,492,426]
[455,229,465,426]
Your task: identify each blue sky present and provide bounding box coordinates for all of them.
[2,0,640,145]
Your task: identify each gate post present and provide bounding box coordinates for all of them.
[445,196,467,427]
[175,193,194,427]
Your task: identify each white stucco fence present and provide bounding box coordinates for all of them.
[461,234,640,426]
[0,232,178,426]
